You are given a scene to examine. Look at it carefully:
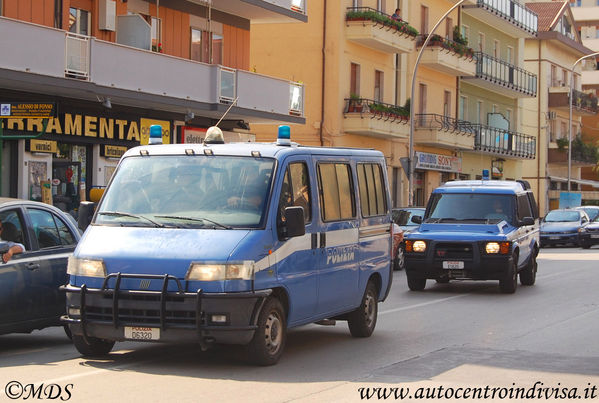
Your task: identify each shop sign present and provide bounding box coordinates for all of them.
[140,118,171,145]
[0,102,55,119]
[181,127,207,143]
[102,145,128,159]
[28,139,57,154]
[415,152,461,172]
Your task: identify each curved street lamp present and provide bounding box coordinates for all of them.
[568,52,599,192]
[408,0,468,206]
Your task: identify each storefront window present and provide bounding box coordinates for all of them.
[51,143,86,214]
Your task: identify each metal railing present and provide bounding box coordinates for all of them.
[475,124,536,158]
[474,52,537,96]
[475,0,538,35]
[65,32,90,79]
[345,7,419,37]
[414,114,477,134]
[571,89,599,114]
[344,98,409,122]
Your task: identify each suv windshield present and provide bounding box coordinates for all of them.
[426,193,514,224]
[96,155,275,228]
[544,210,580,223]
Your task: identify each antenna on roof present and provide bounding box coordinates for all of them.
[204,96,239,145]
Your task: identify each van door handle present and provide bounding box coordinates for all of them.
[26,263,40,270]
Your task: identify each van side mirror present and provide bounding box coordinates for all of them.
[411,215,422,224]
[519,217,534,226]
[78,201,97,231]
[284,206,305,238]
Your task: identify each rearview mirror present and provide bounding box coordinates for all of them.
[284,206,305,238]
[78,201,97,231]
[411,215,422,224]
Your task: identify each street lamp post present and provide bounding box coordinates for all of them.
[408,0,467,206]
[568,52,599,192]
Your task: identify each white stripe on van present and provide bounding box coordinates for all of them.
[325,228,359,247]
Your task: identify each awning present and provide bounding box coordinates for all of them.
[548,176,599,189]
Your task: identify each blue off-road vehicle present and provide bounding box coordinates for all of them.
[404,180,539,294]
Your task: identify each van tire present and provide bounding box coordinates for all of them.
[72,335,115,357]
[499,257,518,294]
[348,281,378,338]
[247,297,286,366]
[519,254,537,286]
[407,275,426,291]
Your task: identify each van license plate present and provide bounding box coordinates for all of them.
[592,235,599,239]
[443,261,464,269]
[124,326,160,340]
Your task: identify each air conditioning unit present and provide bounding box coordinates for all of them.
[548,111,557,120]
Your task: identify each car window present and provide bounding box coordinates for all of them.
[427,194,514,223]
[0,209,27,248]
[318,163,355,221]
[56,216,77,245]
[357,163,387,217]
[27,208,62,248]
[517,195,533,221]
[544,210,580,222]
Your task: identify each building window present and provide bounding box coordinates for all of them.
[350,63,360,97]
[419,84,427,115]
[459,96,467,121]
[493,40,500,59]
[69,7,90,35]
[551,64,558,86]
[461,25,470,44]
[377,0,386,12]
[507,46,513,64]
[550,120,557,142]
[477,100,483,124]
[443,90,451,117]
[374,70,383,102]
[421,6,429,35]
[560,121,567,139]
[446,18,453,40]
[562,69,568,85]
[478,32,485,52]
[151,17,161,51]
[191,29,223,64]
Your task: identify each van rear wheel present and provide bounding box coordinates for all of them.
[347,281,378,338]
[247,297,286,366]
[72,334,115,357]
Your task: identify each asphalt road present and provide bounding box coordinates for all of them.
[1,247,598,402]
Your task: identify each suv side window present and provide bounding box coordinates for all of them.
[357,163,387,217]
[526,192,539,219]
[317,163,355,221]
[517,194,533,221]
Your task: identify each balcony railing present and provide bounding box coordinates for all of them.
[0,17,305,121]
[467,0,538,36]
[417,35,474,59]
[415,114,477,134]
[414,114,477,149]
[344,98,409,121]
[345,7,419,37]
[472,52,537,96]
[475,124,536,159]
[548,88,598,115]
[343,97,410,139]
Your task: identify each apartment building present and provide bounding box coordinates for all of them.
[0,0,306,212]
[522,1,596,213]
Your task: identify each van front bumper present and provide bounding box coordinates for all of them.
[60,273,270,346]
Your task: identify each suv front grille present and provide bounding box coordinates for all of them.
[434,242,474,260]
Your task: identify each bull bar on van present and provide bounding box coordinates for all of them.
[61,272,271,347]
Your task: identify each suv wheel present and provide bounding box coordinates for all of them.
[72,335,115,357]
[519,253,537,286]
[407,275,426,291]
[499,256,518,294]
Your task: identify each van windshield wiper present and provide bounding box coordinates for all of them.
[154,215,231,230]
[98,211,164,227]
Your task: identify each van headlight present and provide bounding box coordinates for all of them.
[185,262,254,281]
[67,257,106,277]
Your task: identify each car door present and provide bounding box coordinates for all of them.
[24,207,77,321]
[314,158,359,314]
[0,207,36,331]
[273,157,319,323]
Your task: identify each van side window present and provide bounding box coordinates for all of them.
[278,163,312,224]
[317,163,355,221]
[357,163,387,217]
[517,195,533,221]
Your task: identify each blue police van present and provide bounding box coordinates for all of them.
[63,126,393,365]
[404,179,539,294]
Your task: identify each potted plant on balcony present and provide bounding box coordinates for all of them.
[348,93,363,113]
[556,137,569,150]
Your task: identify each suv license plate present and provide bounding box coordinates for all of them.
[443,261,464,269]
[549,236,560,240]
[124,326,160,341]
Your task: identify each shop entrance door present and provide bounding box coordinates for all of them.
[52,162,81,213]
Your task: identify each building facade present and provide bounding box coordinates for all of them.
[0,0,306,213]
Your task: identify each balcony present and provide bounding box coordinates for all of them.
[345,7,418,54]
[417,35,476,77]
[213,0,307,22]
[462,52,537,98]
[343,98,409,140]
[548,87,598,116]
[0,16,304,124]
[463,0,538,38]
[414,114,476,150]
[548,149,597,167]
[475,125,536,159]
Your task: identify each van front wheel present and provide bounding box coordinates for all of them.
[72,334,115,357]
[348,281,378,338]
[247,297,286,366]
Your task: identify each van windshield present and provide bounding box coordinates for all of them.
[426,193,515,224]
[95,155,275,228]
